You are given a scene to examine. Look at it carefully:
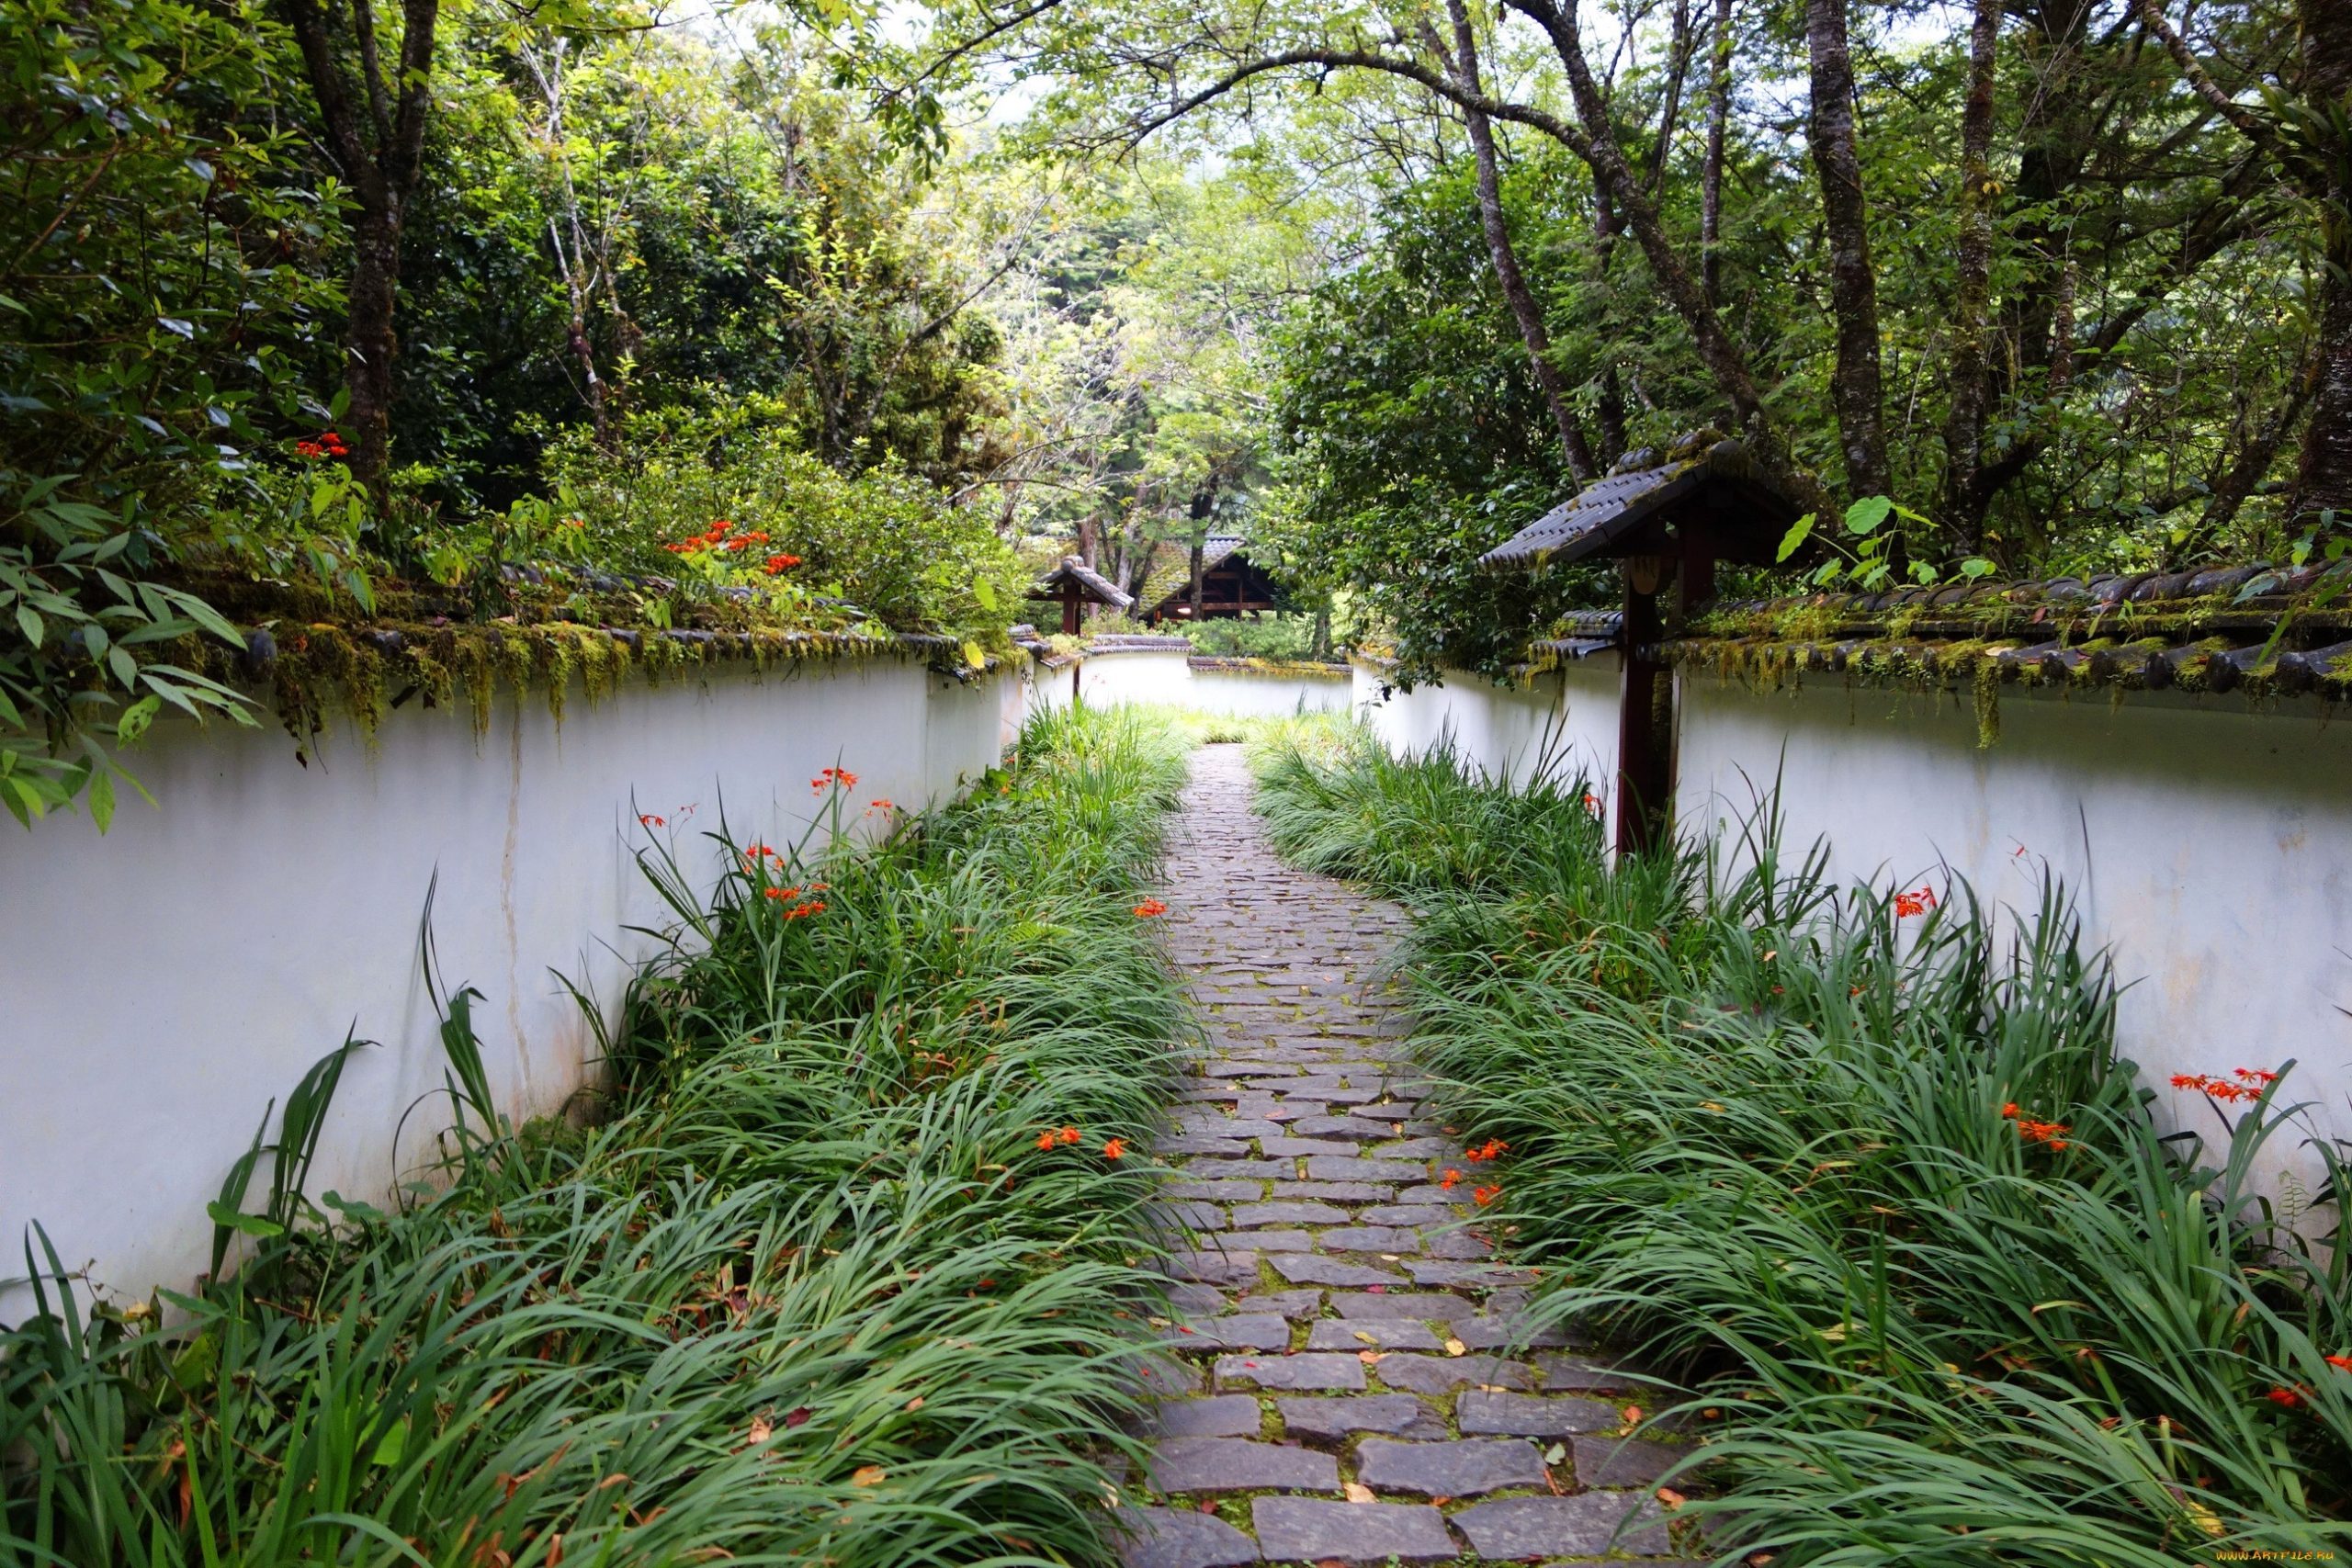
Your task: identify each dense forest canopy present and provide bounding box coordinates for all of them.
[4,0,2346,809]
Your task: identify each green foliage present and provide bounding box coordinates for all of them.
[1,705,1193,1565]
[1173,613,1322,659]
[0,0,353,823]
[541,410,1024,647]
[1269,171,1614,681]
[1252,721,2352,1555]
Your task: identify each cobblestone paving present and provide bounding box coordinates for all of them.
[1115,746,1698,1568]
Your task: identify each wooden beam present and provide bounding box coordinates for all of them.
[1614,562,1673,857]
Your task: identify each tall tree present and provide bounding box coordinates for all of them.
[1430,0,1599,483]
[1803,0,1890,498]
[277,0,444,505]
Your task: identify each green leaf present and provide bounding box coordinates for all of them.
[960,639,987,670]
[369,1416,410,1468]
[86,767,116,832]
[203,1201,284,1239]
[1844,496,1894,536]
[118,694,162,744]
[1775,513,1815,564]
[16,604,42,647]
[1959,558,1996,579]
[972,576,998,612]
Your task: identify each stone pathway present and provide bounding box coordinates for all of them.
[1115,746,1698,1568]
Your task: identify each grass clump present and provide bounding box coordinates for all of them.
[2,704,1192,1567]
[1252,716,2351,1562]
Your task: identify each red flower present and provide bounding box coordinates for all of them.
[1893,886,1938,919]
[2000,1102,2022,1119]
[1472,1184,1500,1207]
[1132,898,1168,919]
[2267,1385,2307,1409]
[1581,792,1600,816]
[710,519,733,535]
[638,813,665,828]
[1102,1138,1126,1160]
[2174,1071,2271,1104]
[868,798,897,812]
[1464,1138,1508,1163]
[2016,1118,2071,1148]
[1035,1130,1057,1151]
[766,553,804,574]
[2323,1353,2352,1373]
[1439,1168,1464,1190]
[1058,1126,1080,1145]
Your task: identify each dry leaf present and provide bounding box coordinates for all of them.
[1352,1330,1379,1345]
[1442,1337,1467,1358]
[784,1407,812,1429]
[1427,1494,1453,1506]
[1197,1499,1220,1515]
[745,1417,774,1445]
[1542,1442,1566,1466]
[1657,1487,1688,1510]
[851,1465,887,1488]
[1342,1483,1376,1504]
[903,1396,923,1412]
[1357,1349,1385,1365]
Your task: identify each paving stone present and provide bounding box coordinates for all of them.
[1316,1225,1418,1253]
[1355,1437,1548,1496]
[1270,1179,1390,1202]
[1449,1492,1672,1557]
[1535,1352,1648,1392]
[1449,1314,1574,1351]
[1153,1395,1267,1438]
[1163,1248,1261,1286]
[1419,1229,1493,1258]
[1403,1259,1533,1288]
[1304,1155,1430,1181]
[1230,1289,1324,1318]
[1262,1135,1363,1156]
[1182,1158,1294,1179]
[1157,1134,1256,1156]
[1270,1254,1403,1288]
[1371,1137,1456,1160]
[1373,1353,1538,1395]
[1230,1200,1350,1227]
[1171,1116,1291,1141]
[1305,1318,1445,1351]
[1275,1393,1450,1442]
[1456,1391,1621,1437]
[1238,1229,1317,1253]
[1165,1179,1266,1201]
[1357,1203,1458,1226]
[1393,1184,1474,1206]
[1573,1434,1692,1488]
[1148,1438,1339,1495]
[1135,1354,1207,1396]
[1249,1497,1457,1565]
[1171,1314,1291,1351]
[1214,1352,1367,1392]
[1329,1292,1464,1320]
[1199,1060,1283,1078]
[1113,1505,1261,1568]
[1153,1201,1229,1232]
[1284,1114,1371,1137]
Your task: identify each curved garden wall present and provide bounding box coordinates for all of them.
[0,654,1019,1313]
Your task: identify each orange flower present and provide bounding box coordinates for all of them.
[1438,1168,1464,1190]
[1102,1138,1126,1160]
[638,813,664,828]
[1472,1184,1500,1207]
[1464,1138,1508,1163]
[1132,898,1168,919]
[2000,1102,2021,1119]
[2173,1071,2267,1103]
[1893,886,1938,919]
[2016,1118,2071,1147]
[2324,1354,2352,1373]
[2266,1385,2307,1409]
[1035,1131,1057,1151]
[1057,1126,1080,1145]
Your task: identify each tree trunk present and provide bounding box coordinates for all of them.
[2177,356,2314,562]
[2290,0,2352,520]
[1188,537,1206,618]
[1309,603,1332,660]
[1700,0,1735,305]
[1644,0,1697,193]
[1436,0,1599,483]
[277,0,442,512]
[1503,0,1833,518]
[1938,0,2002,551]
[1804,0,1890,500]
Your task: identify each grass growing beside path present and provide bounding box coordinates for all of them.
[1251,716,2350,1562]
[3,705,1190,1568]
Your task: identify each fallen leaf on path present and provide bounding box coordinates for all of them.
[1342,1483,1376,1504]
[1443,1337,1467,1357]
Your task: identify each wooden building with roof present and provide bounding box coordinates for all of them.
[1136,536,1287,624]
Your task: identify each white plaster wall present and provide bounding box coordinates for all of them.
[1352,659,1621,795]
[1075,650,1196,707]
[1675,674,2352,1186]
[1183,669,1352,719]
[1,656,1013,1314]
